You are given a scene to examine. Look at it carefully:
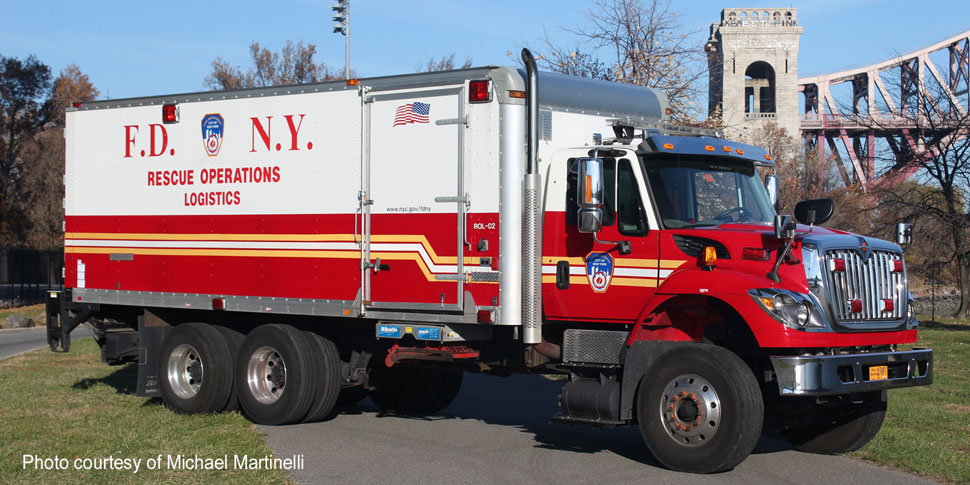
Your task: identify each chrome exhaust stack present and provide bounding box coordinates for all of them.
[521,48,542,345]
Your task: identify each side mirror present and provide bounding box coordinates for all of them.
[577,157,605,234]
[897,222,913,247]
[793,198,834,225]
[765,174,780,211]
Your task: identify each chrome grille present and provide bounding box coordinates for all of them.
[824,249,905,321]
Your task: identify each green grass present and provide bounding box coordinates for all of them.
[851,317,970,483]
[0,338,292,484]
[0,303,45,327]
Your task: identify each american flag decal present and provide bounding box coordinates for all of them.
[393,102,430,126]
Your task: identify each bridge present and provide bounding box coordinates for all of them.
[798,30,970,189]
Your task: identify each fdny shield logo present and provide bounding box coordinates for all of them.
[586,252,614,293]
[201,114,224,156]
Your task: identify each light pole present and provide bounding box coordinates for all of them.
[333,0,349,79]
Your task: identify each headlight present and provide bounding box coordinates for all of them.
[750,289,827,330]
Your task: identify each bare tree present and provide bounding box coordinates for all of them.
[205,40,346,90]
[856,80,970,316]
[538,0,705,121]
[417,54,472,73]
[20,65,98,250]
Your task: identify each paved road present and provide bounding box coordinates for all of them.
[261,373,934,484]
[0,326,92,360]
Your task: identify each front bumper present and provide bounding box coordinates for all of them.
[770,348,933,396]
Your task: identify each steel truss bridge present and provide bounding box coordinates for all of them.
[799,30,970,189]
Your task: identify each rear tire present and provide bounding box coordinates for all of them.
[235,324,316,425]
[158,323,233,414]
[782,391,886,454]
[369,364,464,414]
[215,326,243,412]
[301,332,341,423]
[636,344,763,474]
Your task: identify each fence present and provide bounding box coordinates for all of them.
[0,248,62,307]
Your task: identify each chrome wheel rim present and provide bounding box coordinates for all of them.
[247,346,286,404]
[659,374,722,447]
[167,344,203,399]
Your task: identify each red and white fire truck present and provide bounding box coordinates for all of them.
[47,50,932,473]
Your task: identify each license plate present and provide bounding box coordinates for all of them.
[869,365,888,381]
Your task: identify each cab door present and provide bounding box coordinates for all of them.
[542,149,663,323]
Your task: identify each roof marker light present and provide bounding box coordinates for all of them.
[736,148,745,155]
[704,145,715,152]
[722,146,733,152]
[162,104,179,124]
[662,143,674,150]
[346,79,360,86]
[764,154,773,161]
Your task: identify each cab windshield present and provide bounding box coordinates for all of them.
[643,155,775,228]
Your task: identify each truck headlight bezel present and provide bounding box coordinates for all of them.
[750,288,829,331]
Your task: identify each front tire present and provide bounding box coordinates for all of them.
[158,323,233,414]
[782,391,886,454]
[637,344,763,474]
[236,324,317,425]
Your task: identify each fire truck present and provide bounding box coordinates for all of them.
[47,50,932,473]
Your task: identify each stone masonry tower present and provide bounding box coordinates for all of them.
[706,8,803,142]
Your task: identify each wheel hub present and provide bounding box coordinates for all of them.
[659,374,722,447]
[166,344,204,399]
[247,346,287,404]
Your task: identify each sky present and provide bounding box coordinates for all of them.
[2,0,969,105]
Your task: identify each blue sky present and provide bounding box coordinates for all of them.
[2,0,968,105]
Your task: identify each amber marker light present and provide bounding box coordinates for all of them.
[704,145,715,152]
[764,154,773,161]
[736,149,745,155]
[585,175,592,203]
[346,79,360,86]
[508,90,526,98]
[703,246,717,266]
[662,143,674,150]
[722,146,733,152]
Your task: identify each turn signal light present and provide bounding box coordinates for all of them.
[162,104,179,123]
[829,258,846,272]
[742,247,769,261]
[469,80,491,103]
[703,246,717,266]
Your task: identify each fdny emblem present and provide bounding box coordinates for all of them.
[586,252,614,293]
[201,114,224,156]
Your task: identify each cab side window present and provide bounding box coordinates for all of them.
[616,159,647,236]
[566,157,645,236]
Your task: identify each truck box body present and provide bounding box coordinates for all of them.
[63,68,665,325]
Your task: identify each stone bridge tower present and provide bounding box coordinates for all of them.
[706,8,803,142]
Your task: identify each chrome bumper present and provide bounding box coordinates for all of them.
[770,349,933,396]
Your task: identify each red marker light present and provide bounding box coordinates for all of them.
[212,297,225,310]
[881,299,895,312]
[848,299,863,313]
[469,80,491,103]
[742,247,769,261]
[162,104,179,123]
[72,102,83,108]
[891,260,904,272]
[829,258,846,272]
